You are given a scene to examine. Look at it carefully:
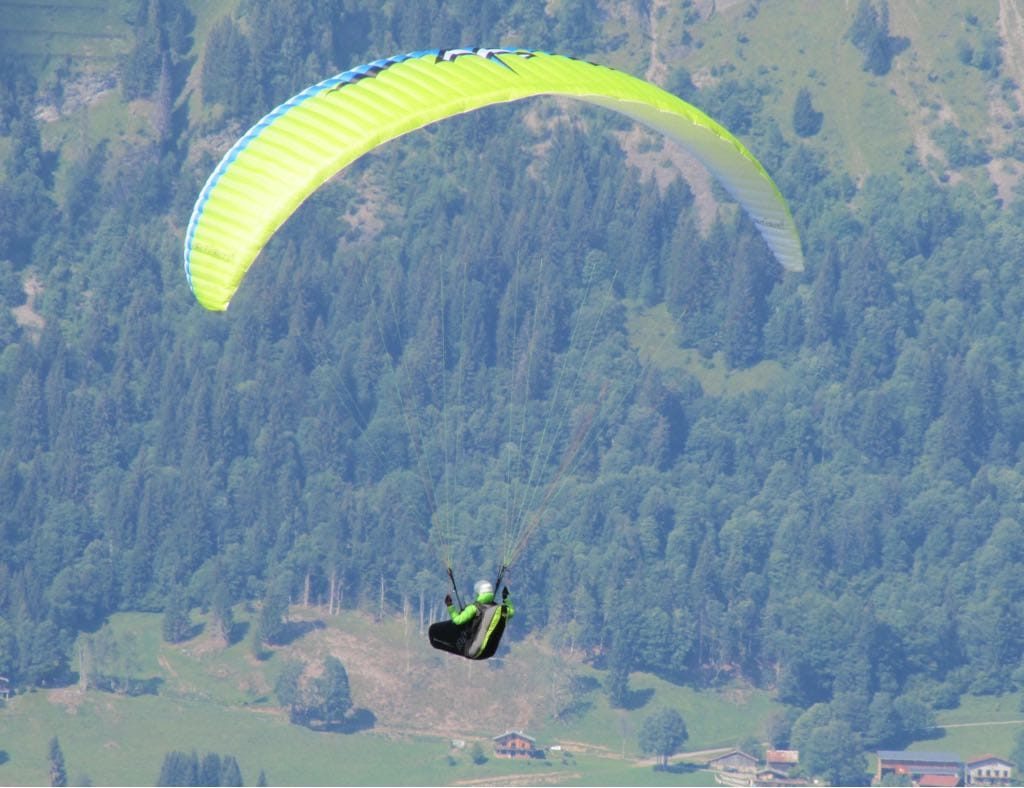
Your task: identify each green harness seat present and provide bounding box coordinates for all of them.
[428,602,510,660]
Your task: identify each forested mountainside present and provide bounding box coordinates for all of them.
[1,0,1024,769]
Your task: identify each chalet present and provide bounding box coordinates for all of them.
[876,751,964,785]
[765,749,800,775]
[708,749,759,775]
[965,755,1014,786]
[492,731,543,759]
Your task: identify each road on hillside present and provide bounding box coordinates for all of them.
[936,719,1024,728]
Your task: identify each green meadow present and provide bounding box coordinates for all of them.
[0,610,771,785]
[909,692,1024,760]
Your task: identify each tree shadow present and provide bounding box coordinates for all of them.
[890,37,911,58]
[553,699,593,723]
[170,81,192,146]
[273,619,325,647]
[905,727,944,744]
[310,708,376,734]
[620,687,654,710]
[228,620,249,646]
[340,707,376,733]
[657,762,699,774]
[93,675,164,696]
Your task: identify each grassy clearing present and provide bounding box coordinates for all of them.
[533,666,781,755]
[678,0,1003,180]
[915,721,1024,762]
[0,0,133,68]
[27,0,243,194]
[936,690,1024,724]
[627,303,787,397]
[897,692,1024,761]
[0,689,498,787]
[0,0,237,67]
[0,609,781,785]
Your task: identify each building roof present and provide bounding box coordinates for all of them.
[917,776,960,788]
[877,751,963,765]
[966,754,1014,767]
[493,730,535,744]
[709,749,758,764]
[767,749,800,764]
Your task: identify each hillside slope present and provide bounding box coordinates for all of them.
[614,0,1021,197]
[11,1,1016,193]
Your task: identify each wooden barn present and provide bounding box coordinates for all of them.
[708,749,759,775]
[876,751,964,785]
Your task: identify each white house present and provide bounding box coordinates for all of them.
[966,754,1014,786]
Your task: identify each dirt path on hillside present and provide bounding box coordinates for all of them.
[12,275,45,337]
[989,0,1024,200]
[937,719,1024,728]
[999,0,1024,101]
[645,0,668,85]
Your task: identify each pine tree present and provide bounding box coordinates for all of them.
[220,755,243,787]
[792,88,824,137]
[199,753,222,787]
[258,573,291,647]
[154,53,174,150]
[605,630,632,709]
[121,0,165,99]
[722,241,769,368]
[937,356,984,469]
[847,0,898,75]
[156,750,199,786]
[11,371,46,460]
[210,582,235,646]
[48,737,67,787]
[200,16,255,116]
[161,587,192,643]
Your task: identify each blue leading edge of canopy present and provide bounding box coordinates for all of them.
[183,49,442,291]
[183,48,549,293]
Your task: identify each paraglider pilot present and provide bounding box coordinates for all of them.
[428,579,514,660]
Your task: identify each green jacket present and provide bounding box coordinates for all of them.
[447,591,515,625]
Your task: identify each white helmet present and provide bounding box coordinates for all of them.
[473,580,494,597]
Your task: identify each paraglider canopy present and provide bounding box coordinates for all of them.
[184,47,803,313]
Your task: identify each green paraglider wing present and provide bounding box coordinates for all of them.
[184,48,803,311]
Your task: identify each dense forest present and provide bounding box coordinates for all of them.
[1,0,1024,778]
